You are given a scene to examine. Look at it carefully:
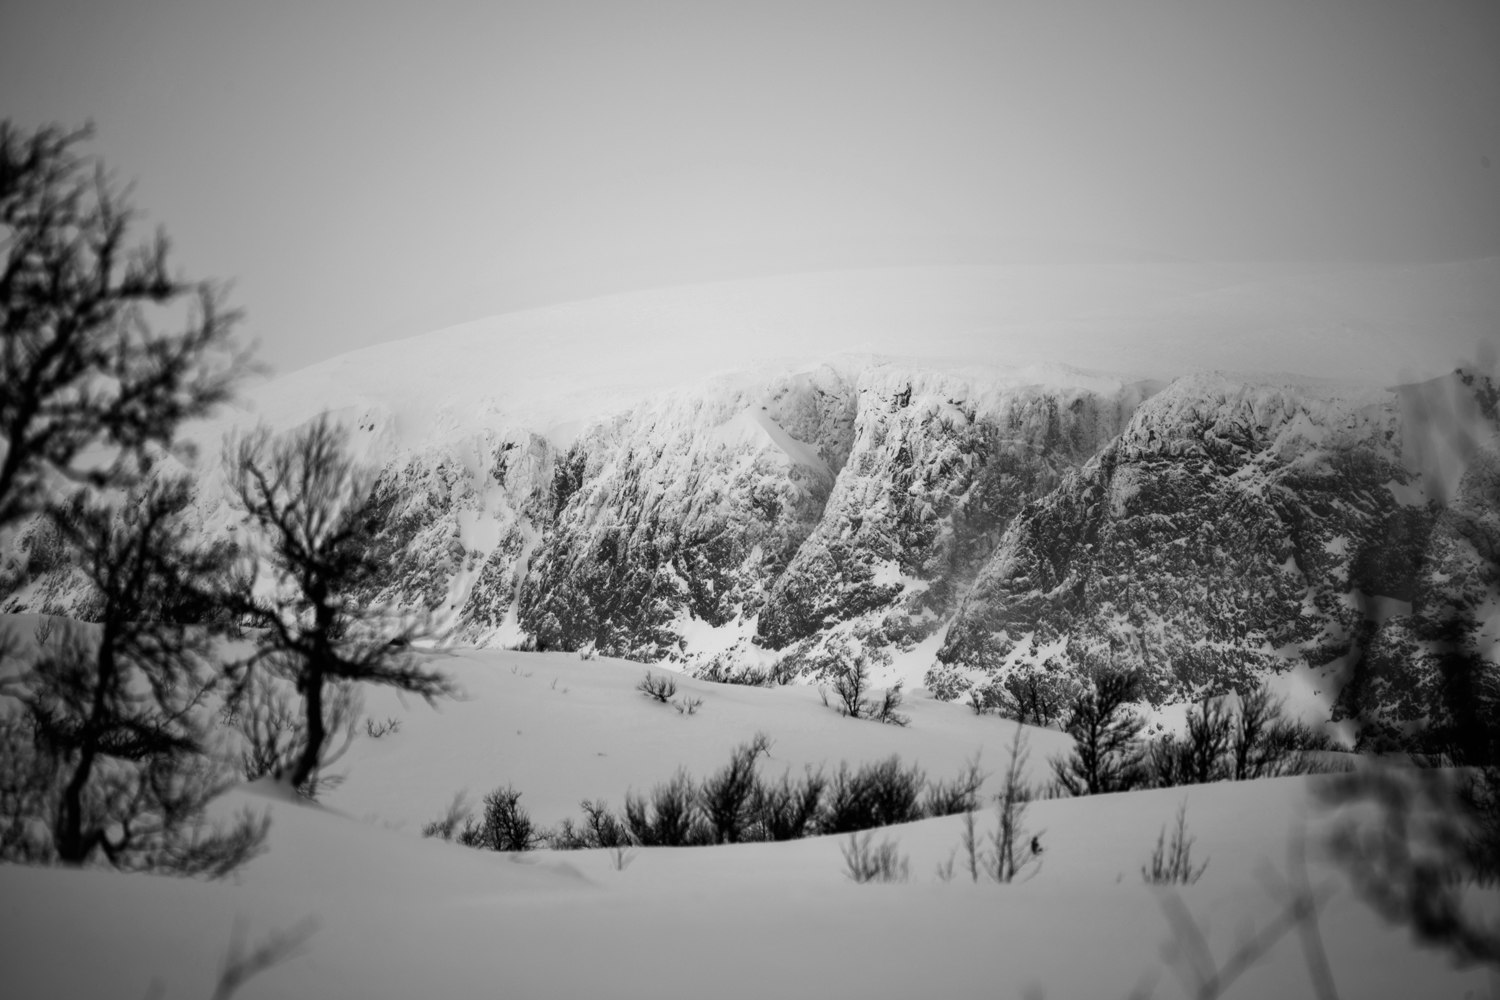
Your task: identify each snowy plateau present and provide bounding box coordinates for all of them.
[3,261,1500,999]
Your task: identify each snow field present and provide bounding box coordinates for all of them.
[2,643,1493,999]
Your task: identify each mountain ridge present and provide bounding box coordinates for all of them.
[4,262,1498,746]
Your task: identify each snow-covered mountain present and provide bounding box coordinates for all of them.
[4,262,1498,745]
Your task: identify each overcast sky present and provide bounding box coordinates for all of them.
[3,0,1497,375]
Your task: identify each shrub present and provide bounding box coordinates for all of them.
[821,647,908,726]
[1142,802,1208,885]
[823,756,926,834]
[699,732,772,844]
[972,665,1079,728]
[1147,684,1335,789]
[1146,732,1193,789]
[1051,670,1148,795]
[1233,683,1329,779]
[624,770,708,846]
[458,785,544,852]
[553,799,632,850]
[637,671,677,703]
[751,766,827,841]
[1183,696,1234,784]
[840,831,909,883]
[871,681,911,727]
[990,728,1042,883]
[364,716,401,739]
[923,754,987,817]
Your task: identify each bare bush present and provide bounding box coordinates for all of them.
[420,792,471,841]
[364,716,401,739]
[970,667,1077,728]
[637,671,677,703]
[751,766,826,841]
[1143,802,1208,885]
[840,830,909,883]
[1147,684,1337,789]
[553,799,632,850]
[458,785,544,852]
[990,728,1043,883]
[224,670,360,799]
[823,755,926,834]
[820,645,908,725]
[1183,696,1234,784]
[624,769,707,846]
[699,732,772,843]
[923,753,987,817]
[1233,684,1329,780]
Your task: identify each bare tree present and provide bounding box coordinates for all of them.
[0,477,265,873]
[226,415,451,791]
[0,121,247,531]
[0,120,261,875]
[1142,802,1208,885]
[991,728,1043,882]
[1051,669,1148,795]
[822,642,909,726]
[1182,695,1233,785]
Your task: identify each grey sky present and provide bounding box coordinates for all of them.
[3,0,1497,374]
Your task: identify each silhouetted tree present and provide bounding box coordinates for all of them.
[0,121,246,530]
[227,415,451,791]
[0,121,260,874]
[0,477,265,872]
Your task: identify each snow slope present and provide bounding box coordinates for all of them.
[0,638,1493,999]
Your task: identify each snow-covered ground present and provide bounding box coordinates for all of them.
[2,637,1493,999]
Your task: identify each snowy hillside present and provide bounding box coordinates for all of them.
[0,637,1491,999]
[3,261,1498,743]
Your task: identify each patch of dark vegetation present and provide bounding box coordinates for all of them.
[429,733,995,852]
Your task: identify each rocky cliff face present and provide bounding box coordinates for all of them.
[932,371,1500,746]
[4,360,1496,744]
